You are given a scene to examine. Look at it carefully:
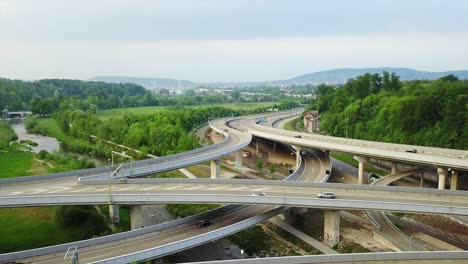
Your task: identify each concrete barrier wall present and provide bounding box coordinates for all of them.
[184,251,468,264]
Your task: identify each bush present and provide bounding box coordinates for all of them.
[270,163,276,173]
[256,161,264,170]
[37,150,48,159]
[56,206,109,237]
[229,226,269,256]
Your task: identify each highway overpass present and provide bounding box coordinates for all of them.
[1,179,467,216]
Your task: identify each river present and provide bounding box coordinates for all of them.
[10,120,60,153]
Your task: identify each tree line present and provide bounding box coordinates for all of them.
[309,73,467,149]
[0,78,292,116]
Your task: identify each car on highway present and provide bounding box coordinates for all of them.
[317,192,336,199]
[405,149,417,153]
[294,135,302,138]
[196,220,212,228]
[251,192,267,196]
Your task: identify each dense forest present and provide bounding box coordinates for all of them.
[309,73,467,149]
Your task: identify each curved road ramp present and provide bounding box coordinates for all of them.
[184,251,468,264]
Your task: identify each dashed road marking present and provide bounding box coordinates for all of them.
[116,186,136,191]
[8,191,23,196]
[47,187,72,194]
[163,186,179,190]
[232,186,246,191]
[29,189,48,194]
[142,186,160,191]
[70,187,94,193]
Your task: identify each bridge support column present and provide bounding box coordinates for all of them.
[437,168,448,190]
[235,151,243,168]
[391,162,398,175]
[324,210,340,247]
[451,170,459,191]
[109,204,120,223]
[420,172,424,188]
[293,146,302,168]
[211,159,220,179]
[272,142,277,153]
[130,205,144,230]
[255,139,259,155]
[354,156,368,184]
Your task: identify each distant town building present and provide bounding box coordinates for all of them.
[2,109,32,119]
[304,110,320,133]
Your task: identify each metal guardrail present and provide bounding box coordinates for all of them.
[0,205,244,262]
[183,251,468,264]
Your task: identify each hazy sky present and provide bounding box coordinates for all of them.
[1,0,468,82]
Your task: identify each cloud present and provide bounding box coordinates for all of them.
[1,33,467,81]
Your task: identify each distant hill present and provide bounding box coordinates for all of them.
[280,68,468,86]
[91,68,468,89]
[90,76,196,89]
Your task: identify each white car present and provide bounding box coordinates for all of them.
[252,192,267,196]
[317,192,336,199]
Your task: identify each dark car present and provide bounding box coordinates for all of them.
[196,220,211,228]
[405,149,417,153]
[294,135,302,138]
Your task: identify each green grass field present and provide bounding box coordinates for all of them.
[0,152,35,178]
[98,102,277,120]
[0,207,87,253]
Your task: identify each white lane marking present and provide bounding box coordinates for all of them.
[116,186,136,191]
[8,191,23,196]
[142,186,160,191]
[161,233,186,242]
[81,253,113,262]
[163,186,179,190]
[93,187,109,192]
[47,187,72,194]
[186,186,203,190]
[222,216,238,224]
[232,186,246,191]
[207,186,226,191]
[252,188,267,192]
[29,189,48,194]
[70,187,94,193]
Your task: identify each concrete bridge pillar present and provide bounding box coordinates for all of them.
[255,139,259,155]
[272,142,277,153]
[109,204,120,223]
[391,162,398,175]
[437,167,448,190]
[324,210,340,247]
[130,205,144,230]
[235,151,243,168]
[211,159,221,179]
[420,172,424,188]
[354,156,368,184]
[451,170,459,191]
[293,146,302,168]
